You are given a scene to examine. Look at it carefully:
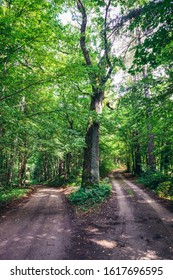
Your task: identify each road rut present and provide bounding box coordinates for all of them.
[0,173,173,259]
[0,187,71,259]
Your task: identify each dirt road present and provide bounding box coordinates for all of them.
[0,173,173,259]
[0,187,72,259]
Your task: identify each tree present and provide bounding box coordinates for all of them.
[0,0,68,186]
[109,0,173,174]
[0,0,172,190]
[76,0,121,187]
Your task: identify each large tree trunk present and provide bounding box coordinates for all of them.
[43,154,48,181]
[18,153,27,187]
[7,153,14,185]
[65,153,71,180]
[146,125,156,172]
[82,121,100,186]
[82,92,103,187]
[77,0,113,187]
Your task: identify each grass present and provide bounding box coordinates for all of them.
[0,187,33,206]
[67,180,112,212]
[126,188,135,196]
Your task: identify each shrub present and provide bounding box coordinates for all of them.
[0,188,29,205]
[137,172,171,190]
[138,172,173,200]
[67,184,112,210]
[156,181,173,198]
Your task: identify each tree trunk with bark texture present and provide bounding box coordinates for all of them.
[82,92,103,187]
[133,131,142,175]
[18,153,27,187]
[77,0,113,187]
[82,121,100,186]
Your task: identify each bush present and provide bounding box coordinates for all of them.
[138,172,173,200]
[67,184,112,210]
[155,181,173,199]
[0,187,30,205]
[100,161,118,178]
[138,172,171,190]
[47,176,66,187]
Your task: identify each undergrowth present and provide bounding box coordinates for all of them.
[0,187,32,206]
[137,172,173,200]
[67,181,112,211]
[46,174,82,187]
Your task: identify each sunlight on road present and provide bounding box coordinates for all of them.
[90,239,117,249]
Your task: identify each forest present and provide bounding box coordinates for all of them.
[0,0,173,204]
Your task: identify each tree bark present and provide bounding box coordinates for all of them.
[133,131,142,175]
[77,0,113,187]
[7,153,14,185]
[82,91,104,187]
[82,121,100,186]
[65,153,71,180]
[43,154,48,181]
[18,153,27,187]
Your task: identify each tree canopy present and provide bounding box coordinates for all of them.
[0,0,172,190]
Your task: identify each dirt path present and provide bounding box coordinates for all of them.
[67,172,173,260]
[0,187,72,259]
[0,173,173,260]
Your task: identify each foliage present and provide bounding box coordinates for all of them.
[129,0,173,70]
[155,181,173,199]
[0,0,172,203]
[138,172,173,200]
[0,187,32,205]
[137,172,171,190]
[67,184,112,211]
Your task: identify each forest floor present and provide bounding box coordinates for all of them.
[0,172,173,260]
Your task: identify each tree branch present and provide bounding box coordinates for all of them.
[104,0,112,68]
[77,0,92,66]
[18,60,33,70]
[109,0,164,36]
[0,36,41,64]
[108,7,143,37]
[16,1,28,18]
[0,80,46,102]
[27,109,63,118]
[98,0,114,85]
[65,113,74,129]
[98,1,112,69]
[106,101,114,110]
[74,83,92,96]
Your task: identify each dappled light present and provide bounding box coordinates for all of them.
[0,0,172,261]
[0,176,173,259]
[90,239,117,249]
